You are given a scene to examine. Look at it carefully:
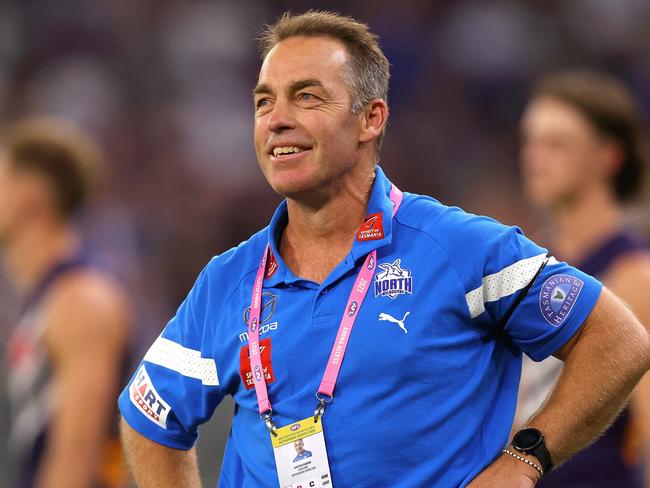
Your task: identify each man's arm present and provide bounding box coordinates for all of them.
[469,287,650,487]
[604,253,650,486]
[120,418,201,488]
[36,272,130,488]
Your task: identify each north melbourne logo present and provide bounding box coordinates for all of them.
[374,259,413,299]
[129,365,170,428]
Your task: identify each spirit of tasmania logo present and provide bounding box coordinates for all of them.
[374,259,413,299]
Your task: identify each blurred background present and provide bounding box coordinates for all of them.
[0,0,648,486]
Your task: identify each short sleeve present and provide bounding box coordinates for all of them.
[502,258,602,361]
[435,209,602,361]
[118,263,225,449]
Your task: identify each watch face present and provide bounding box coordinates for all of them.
[513,428,543,452]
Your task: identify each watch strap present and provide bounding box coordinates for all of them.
[528,441,553,474]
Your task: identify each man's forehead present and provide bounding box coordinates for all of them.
[258,36,349,84]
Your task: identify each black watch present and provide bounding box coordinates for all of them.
[512,428,553,475]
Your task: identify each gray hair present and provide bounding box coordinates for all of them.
[258,10,390,149]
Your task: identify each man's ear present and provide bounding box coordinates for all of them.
[358,99,389,145]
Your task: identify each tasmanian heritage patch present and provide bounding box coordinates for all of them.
[539,274,584,327]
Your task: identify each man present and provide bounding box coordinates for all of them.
[119,11,650,488]
[1,117,132,488]
[293,439,312,463]
[517,71,650,487]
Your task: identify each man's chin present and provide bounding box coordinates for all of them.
[268,177,318,199]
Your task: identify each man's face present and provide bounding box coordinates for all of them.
[294,439,305,455]
[520,97,610,210]
[253,36,364,198]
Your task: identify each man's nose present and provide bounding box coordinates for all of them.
[267,98,296,132]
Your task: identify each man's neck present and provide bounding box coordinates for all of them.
[549,187,623,265]
[280,166,376,283]
[1,221,81,297]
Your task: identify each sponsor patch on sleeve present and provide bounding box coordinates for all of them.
[239,337,275,390]
[539,274,584,327]
[129,365,171,429]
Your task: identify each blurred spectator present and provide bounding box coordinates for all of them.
[517,70,650,487]
[0,117,132,487]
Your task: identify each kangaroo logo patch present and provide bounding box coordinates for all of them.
[374,259,413,299]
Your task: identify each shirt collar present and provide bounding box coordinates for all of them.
[349,165,396,262]
[264,165,396,287]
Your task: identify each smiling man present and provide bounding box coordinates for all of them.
[293,439,312,463]
[118,11,650,488]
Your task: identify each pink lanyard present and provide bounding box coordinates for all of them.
[248,185,403,434]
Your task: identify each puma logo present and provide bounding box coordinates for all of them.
[378,312,410,334]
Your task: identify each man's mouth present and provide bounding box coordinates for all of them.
[272,146,307,157]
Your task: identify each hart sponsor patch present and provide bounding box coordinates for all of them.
[240,337,275,390]
[129,365,170,428]
[539,274,584,327]
[357,212,384,241]
[374,259,413,299]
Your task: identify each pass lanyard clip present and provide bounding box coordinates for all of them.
[313,392,333,422]
[248,184,403,430]
[262,410,278,437]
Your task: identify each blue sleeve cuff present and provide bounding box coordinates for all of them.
[118,389,197,450]
[527,281,603,362]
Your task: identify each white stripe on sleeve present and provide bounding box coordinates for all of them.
[143,337,220,386]
[465,253,548,319]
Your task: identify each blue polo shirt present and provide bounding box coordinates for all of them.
[118,166,602,487]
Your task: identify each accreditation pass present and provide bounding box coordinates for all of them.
[271,416,332,488]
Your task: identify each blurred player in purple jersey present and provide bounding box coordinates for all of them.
[0,117,132,488]
[518,70,650,487]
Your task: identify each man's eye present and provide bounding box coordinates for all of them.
[299,93,315,101]
[256,98,270,109]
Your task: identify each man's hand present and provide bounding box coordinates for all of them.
[467,453,541,488]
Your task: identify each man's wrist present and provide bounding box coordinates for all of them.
[500,449,543,482]
[502,448,544,478]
